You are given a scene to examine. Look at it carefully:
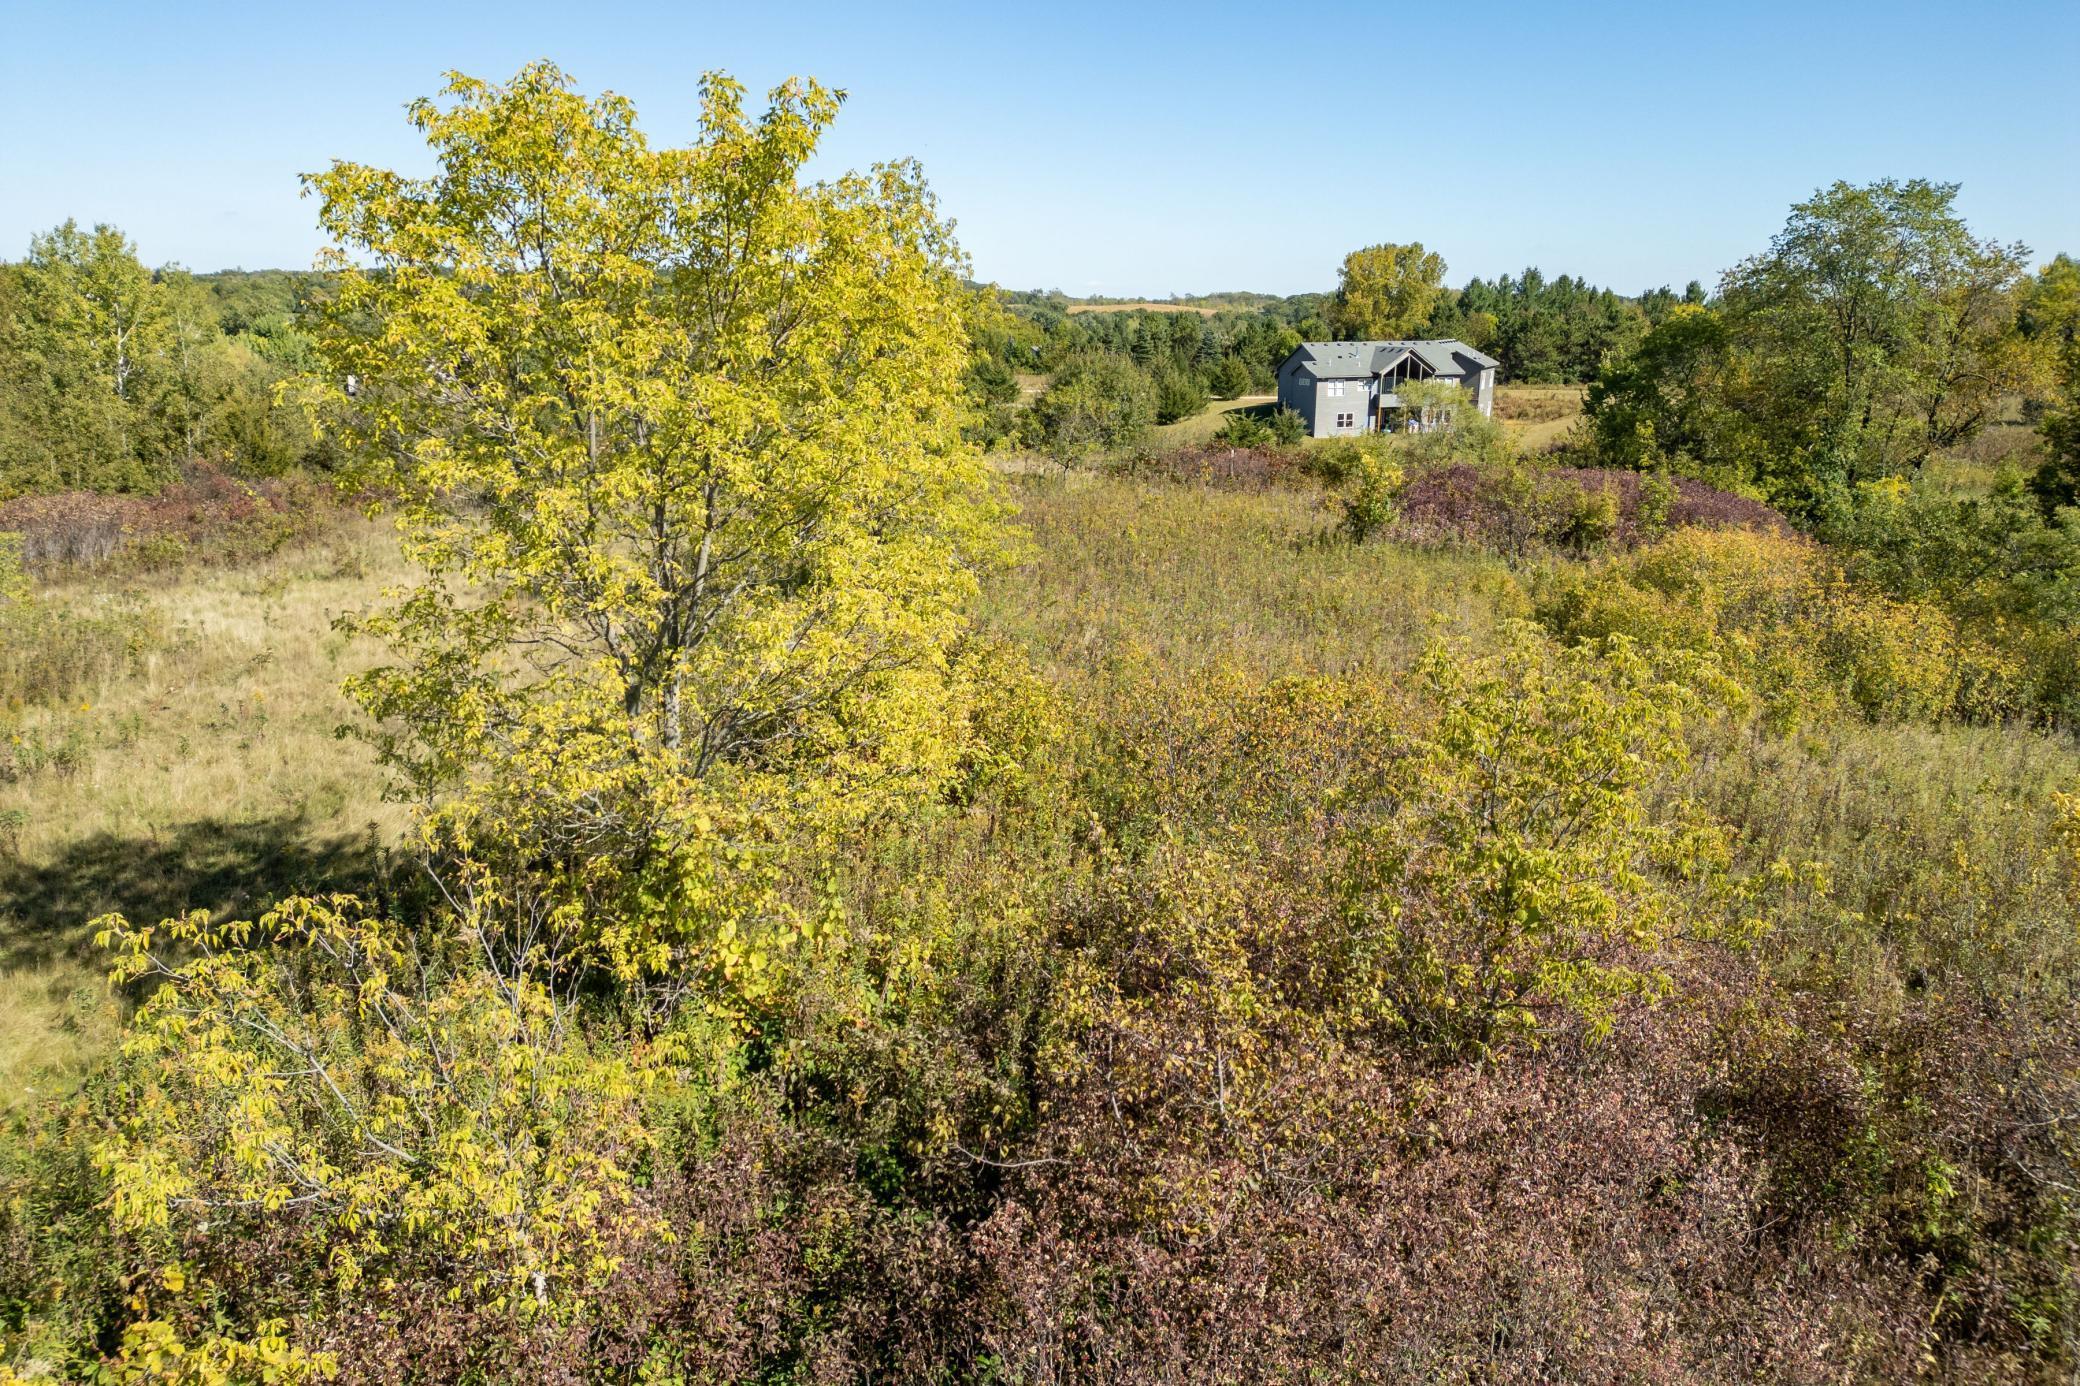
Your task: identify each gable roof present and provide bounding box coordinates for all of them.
[1283,339,1500,380]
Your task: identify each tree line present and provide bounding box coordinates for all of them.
[965,251,1713,457]
[0,231,331,499]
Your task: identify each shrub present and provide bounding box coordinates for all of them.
[1338,448,1404,542]
[1395,463,1790,555]
[82,897,670,1374]
[1209,409,1271,448]
[1145,445,1302,490]
[1210,405,1306,451]
[1559,471,1623,549]
[1030,353,1157,458]
[1151,365,1207,425]
[1535,527,2032,727]
[0,462,324,575]
[1390,378,1513,468]
[2031,407,2080,515]
[1636,469,1678,539]
[1207,354,1253,400]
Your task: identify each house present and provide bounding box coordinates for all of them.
[1274,340,1499,438]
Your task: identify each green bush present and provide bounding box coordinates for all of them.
[1152,365,1207,425]
[1030,352,1157,458]
[1636,470,1678,540]
[1208,355,1253,400]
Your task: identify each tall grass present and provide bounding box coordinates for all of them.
[0,519,412,1111]
[980,473,1523,677]
[2,465,2077,1371]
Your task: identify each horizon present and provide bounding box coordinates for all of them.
[3,0,2077,296]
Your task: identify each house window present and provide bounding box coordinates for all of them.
[1335,411,1354,429]
[1325,381,1344,397]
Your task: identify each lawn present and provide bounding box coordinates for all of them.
[1148,393,1276,449]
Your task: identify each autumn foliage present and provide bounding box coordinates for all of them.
[1,64,2076,1386]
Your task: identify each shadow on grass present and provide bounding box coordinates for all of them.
[0,815,392,972]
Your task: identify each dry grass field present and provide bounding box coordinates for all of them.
[0,521,412,1111]
[1062,301,1218,316]
[1493,383,1587,452]
[0,479,1510,1109]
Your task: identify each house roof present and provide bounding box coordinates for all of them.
[1284,339,1500,379]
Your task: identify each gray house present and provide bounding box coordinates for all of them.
[1274,340,1499,438]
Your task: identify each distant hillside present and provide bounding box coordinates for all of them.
[995,287,1328,316]
[1065,301,1217,316]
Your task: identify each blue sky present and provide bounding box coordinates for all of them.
[4,0,2076,296]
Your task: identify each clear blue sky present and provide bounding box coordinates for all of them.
[4,0,2075,296]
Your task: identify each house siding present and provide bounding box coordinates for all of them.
[1312,376,1369,437]
[1276,356,1315,431]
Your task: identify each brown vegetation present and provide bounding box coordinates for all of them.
[0,462,330,574]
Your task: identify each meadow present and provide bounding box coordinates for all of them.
[0,478,1499,1107]
[0,521,409,1112]
[3,449,2078,1377]
[0,72,2073,1374]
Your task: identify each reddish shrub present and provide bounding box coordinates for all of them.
[0,462,328,573]
[1138,445,1304,490]
[973,1029,1934,1384]
[1395,463,1789,553]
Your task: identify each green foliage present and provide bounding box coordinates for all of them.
[2036,408,2080,515]
[1150,363,1206,425]
[1208,403,1306,450]
[961,289,1029,449]
[1427,266,1651,384]
[1390,378,1512,467]
[1635,470,1678,540]
[0,224,175,498]
[1342,630,1721,1054]
[1030,352,1157,457]
[0,226,327,501]
[1588,181,2041,513]
[1583,304,1772,493]
[2026,254,2080,515]
[1207,354,1252,400]
[1331,443,1404,542]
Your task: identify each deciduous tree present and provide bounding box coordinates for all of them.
[303,62,1007,1003]
[0,222,175,495]
[1330,241,1446,341]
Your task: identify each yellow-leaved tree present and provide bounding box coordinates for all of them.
[301,62,1008,1008]
[75,62,1010,1376]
